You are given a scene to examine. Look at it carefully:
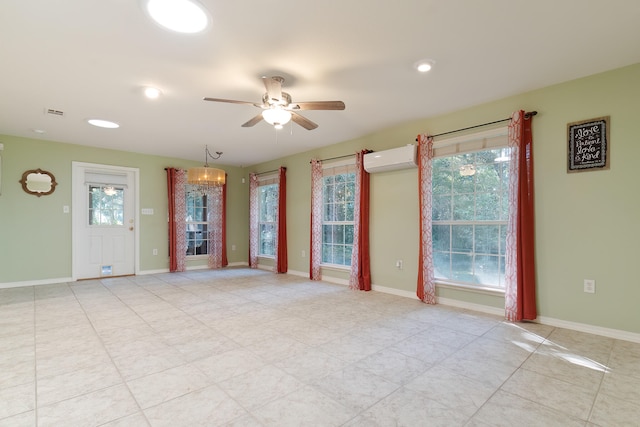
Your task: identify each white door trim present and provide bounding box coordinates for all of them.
[72,161,140,280]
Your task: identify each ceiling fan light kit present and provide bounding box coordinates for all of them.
[204,76,345,131]
[262,108,292,128]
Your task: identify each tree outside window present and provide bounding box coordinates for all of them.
[432,148,510,288]
[322,172,355,266]
[258,184,278,256]
[186,191,208,256]
[88,185,124,226]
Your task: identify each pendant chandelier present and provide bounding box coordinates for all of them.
[187,145,225,192]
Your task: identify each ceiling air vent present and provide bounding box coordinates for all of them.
[45,108,64,117]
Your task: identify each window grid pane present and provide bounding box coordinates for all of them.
[185,190,209,256]
[321,172,355,267]
[258,184,278,256]
[88,185,124,226]
[432,148,510,289]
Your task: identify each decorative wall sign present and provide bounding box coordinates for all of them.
[567,116,610,173]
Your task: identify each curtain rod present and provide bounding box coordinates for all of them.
[309,153,356,164]
[416,111,537,141]
[310,149,373,164]
[254,169,279,176]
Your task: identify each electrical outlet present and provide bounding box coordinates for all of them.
[584,279,595,293]
[231,244,236,251]
[152,249,158,256]
[301,250,306,258]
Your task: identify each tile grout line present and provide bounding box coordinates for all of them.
[32,285,38,427]
[585,337,616,424]
[69,279,152,427]
[99,275,258,424]
[460,322,554,423]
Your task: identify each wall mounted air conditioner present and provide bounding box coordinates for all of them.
[364,144,417,173]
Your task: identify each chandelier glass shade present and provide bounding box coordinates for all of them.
[187,166,225,187]
[187,146,225,191]
[262,108,292,128]
[459,164,476,176]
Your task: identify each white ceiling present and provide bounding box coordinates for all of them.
[1,1,639,167]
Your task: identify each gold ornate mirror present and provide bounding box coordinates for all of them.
[20,168,57,197]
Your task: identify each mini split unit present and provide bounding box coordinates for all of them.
[363,144,417,173]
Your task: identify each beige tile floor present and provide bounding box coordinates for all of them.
[1,267,639,426]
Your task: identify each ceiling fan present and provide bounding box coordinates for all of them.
[203,76,345,130]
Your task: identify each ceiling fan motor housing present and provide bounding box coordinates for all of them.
[262,92,292,108]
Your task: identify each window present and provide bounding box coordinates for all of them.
[89,185,124,226]
[258,184,278,256]
[186,191,208,256]
[432,147,510,289]
[322,167,356,266]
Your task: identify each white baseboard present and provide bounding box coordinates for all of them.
[436,296,506,317]
[228,262,249,267]
[256,263,273,272]
[537,316,640,343]
[354,281,640,343]
[139,262,248,276]
[138,268,170,275]
[0,277,73,289]
[320,275,349,286]
[287,269,308,278]
[372,284,418,299]
[372,283,506,317]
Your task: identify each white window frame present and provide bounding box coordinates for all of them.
[185,189,208,257]
[257,174,279,258]
[321,159,356,269]
[431,127,510,292]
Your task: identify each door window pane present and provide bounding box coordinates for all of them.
[88,185,124,226]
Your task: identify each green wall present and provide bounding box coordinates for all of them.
[2,63,639,335]
[0,137,247,282]
[247,63,640,334]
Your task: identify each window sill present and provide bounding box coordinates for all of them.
[435,280,505,297]
[186,254,208,260]
[258,255,275,260]
[320,263,351,272]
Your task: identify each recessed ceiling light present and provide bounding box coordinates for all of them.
[87,119,120,129]
[31,128,46,134]
[144,0,210,34]
[415,59,435,73]
[144,86,162,99]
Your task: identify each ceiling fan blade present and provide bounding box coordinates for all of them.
[241,114,264,127]
[262,76,283,103]
[203,97,260,107]
[289,101,345,111]
[291,112,318,130]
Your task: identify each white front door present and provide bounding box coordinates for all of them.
[72,162,138,280]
